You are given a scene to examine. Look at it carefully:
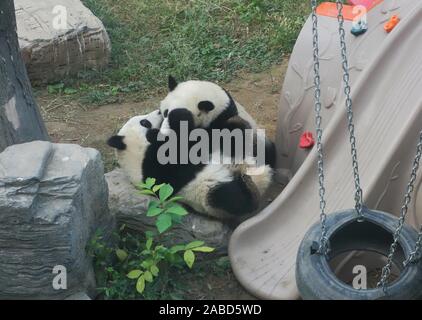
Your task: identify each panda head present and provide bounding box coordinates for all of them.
[107,110,162,183]
[159,76,237,135]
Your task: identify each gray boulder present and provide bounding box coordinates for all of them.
[15,0,111,85]
[0,141,113,299]
[105,169,232,254]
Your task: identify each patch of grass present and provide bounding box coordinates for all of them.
[44,0,313,105]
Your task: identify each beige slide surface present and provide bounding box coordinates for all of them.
[229,1,422,300]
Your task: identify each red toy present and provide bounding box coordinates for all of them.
[299,131,315,149]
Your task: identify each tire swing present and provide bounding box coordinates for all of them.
[295,0,422,300]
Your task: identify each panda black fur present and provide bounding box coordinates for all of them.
[160,76,276,168]
[107,110,273,220]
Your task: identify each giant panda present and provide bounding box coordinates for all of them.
[107,110,273,220]
[159,76,276,168]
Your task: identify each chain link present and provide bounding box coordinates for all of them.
[378,130,422,289]
[336,0,364,220]
[405,221,422,266]
[310,0,329,254]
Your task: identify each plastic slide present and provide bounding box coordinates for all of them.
[229,0,422,299]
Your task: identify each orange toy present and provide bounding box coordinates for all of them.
[384,15,400,33]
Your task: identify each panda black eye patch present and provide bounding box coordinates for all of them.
[140,119,152,128]
[198,100,215,112]
[163,109,169,117]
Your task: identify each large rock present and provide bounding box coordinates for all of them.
[15,0,111,85]
[0,141,113,299]
[105,169,232,254]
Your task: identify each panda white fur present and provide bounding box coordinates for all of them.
[159,76,276,167]
[107,110,273,220]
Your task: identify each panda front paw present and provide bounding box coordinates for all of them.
[168,108,195,134]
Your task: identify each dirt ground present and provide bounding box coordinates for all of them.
[36,60,289,300]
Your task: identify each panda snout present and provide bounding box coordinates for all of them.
[159,118,172,136]
[160,127,172,136]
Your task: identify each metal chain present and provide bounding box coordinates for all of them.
[310,0,329,254]
[378,130,422,289]
[405,219,422,266]
[310,0,365,254]
[336,0,364,220]
[311,0,422,292]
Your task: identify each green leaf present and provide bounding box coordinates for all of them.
[144,177,156,189]
[141,259,154,269]
[192,246,215,253]
[136,182,147,190]
[166,205,188,216]
[139,189,155,196]
[148,200,159,209]
[145,231,155,239]
[170,244,186,253]
[152,183,165,192]
[146,238,153,250]
[185,241,205,250]
[144,271,153,282]
[47,83,64,94]
[146,207,163,217]
[141,249,151,255]
[127,269,142,279]
[156,213,172,233]
[166,196,184,203]
[184,250,195,269]
[150,265,159,276]
[115,249,128,261]
[159,184,174,202]
[136,275,146,294]
[106,266,114,273]
[64,88,78,95]
[111,86,119,95]
[154,245,167,253]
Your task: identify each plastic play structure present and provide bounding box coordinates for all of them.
[229,0,422,299]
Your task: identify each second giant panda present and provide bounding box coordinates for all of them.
[159,76,276,168]
[107,110,273,220]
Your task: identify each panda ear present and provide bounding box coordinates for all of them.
[168,75,178,92]
[198,100,215,112]
[107,135,126,150]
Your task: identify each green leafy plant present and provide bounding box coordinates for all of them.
[47,83,79,95]
[88,178,215,299]
[47,83,65,94]
[137,177,188,233]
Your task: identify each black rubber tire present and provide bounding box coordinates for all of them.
[296,208,422,300]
